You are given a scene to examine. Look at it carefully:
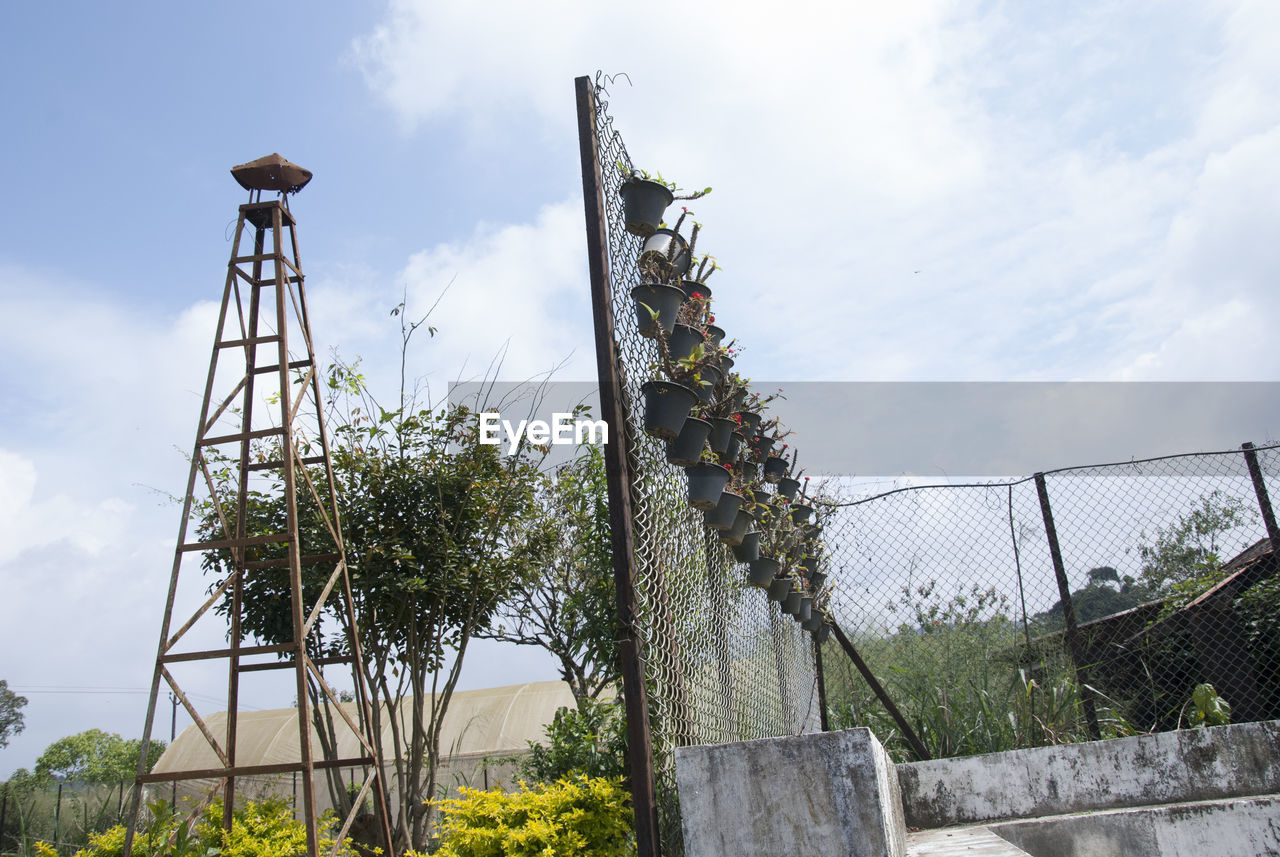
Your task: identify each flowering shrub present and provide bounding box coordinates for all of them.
[431,775,634,857]
[40,797,356,857]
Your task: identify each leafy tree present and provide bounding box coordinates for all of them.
[518,698,628,785]
[480,444,619,708]
[1137,490,1257,592]
[0,679,27,748]
[35,729,165,784]
[198,322,554,849]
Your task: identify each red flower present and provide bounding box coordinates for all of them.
[691,291,705,300]
[709,315,716,323]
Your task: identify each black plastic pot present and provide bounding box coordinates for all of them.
[796,596,813,622]
[736,410,762,438]
[776,476,801,501]
[802,612,824,633]
[751,435,776,459]
[790,504,813,524]
[641,380,697,441]
[732,531,761,563]
[729,387,748,412]
[809,570,827,590]
[680,280,711,303]
[725,429,745,461]
[668,323,706,363]
[686,462,731,511]
[632,283,685,339]
[705,324,726,347]
[693,363,723,404]
[781,590,802,616]
[620,178,674,237]
[747,556,779,587]
[763,455,788,483]
[707,417,737,456]
[719,508,753,547]
[665,416,712,468]
[704,490,744,531]
[638,228,690,279]
[768,575,792,603]
[736,458,759,483]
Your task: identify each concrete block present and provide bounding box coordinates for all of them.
[898,719,1280,829]
[675,727,906,857]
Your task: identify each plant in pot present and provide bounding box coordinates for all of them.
[618,166,710,237]
[763,443,791,483]
[638,207,699,282]
[640,377,698,441]
[664,407,713,468]
[686,446,732,511]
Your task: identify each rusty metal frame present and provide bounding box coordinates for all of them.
[124,195,394,857]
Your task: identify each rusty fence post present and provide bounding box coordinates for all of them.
[813,636,830,732]
[575,74,661,857]
[1241,442,1280,549]
[828,618,931,761]
[1033,472,1102,741]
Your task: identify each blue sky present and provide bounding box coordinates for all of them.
[2,0,1279,776]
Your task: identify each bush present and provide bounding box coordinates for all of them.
[519,699,628,785]
[431,775,634,857]
[41,797,355,857]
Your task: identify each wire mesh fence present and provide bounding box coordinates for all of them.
[585,77,820,856]
[817,444,1280,762]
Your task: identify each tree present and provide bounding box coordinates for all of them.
[198,333,554,849]
[0,680,27,748]
[480,444,619,708]
[34,729,165,784]
[1137,490,1258,592]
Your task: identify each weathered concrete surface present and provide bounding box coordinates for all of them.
[675,727,906,857]
[898,720,1280,828]
[990,794,1280,857]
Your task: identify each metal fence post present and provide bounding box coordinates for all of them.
[1241,442,1280,548]
[575,74,660,857]
[813,637,830,732]
[1034,472,1102,740]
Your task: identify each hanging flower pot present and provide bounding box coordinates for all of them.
[668,323,706,363]
[776,476,801,501]
[686,462,731,511]
[746,555,779,587]
[725,429,746,461]
[665,416,712,468]
[620,178,674,237]
[736,410,762,439]
[707,417,737,456]
[796,596,813,622]
[705,324,726,347]
[729,386,748,412]
[768,575,792,603]
[718,354,735,375]
[736,457,759,483]
[693,363,723,404]
[638,228,691,279]
[641,380,697,441]
[790,504,813,525]
[814,621,832,643]
[631,283,685,339]
[781,590,802,616]
[680,280,711,303]
[719,508,753,547]
[763,456,788,483]
[809,570,827,590]
[750,435,775,459]
[732,530,761,563]
[704,490,744,531]
[802,612,824,633]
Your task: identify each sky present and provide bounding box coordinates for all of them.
[2,0,1279,777]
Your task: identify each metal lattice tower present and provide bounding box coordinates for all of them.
[124,155,393,857]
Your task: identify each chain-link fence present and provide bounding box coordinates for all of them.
[818,443,1279,762]
[584,77,820,856]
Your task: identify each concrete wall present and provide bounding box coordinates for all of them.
[897,720,1280,829]
[675,728,906,857]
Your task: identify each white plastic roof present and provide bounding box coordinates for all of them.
[150,681,580,808]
